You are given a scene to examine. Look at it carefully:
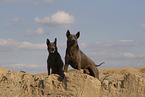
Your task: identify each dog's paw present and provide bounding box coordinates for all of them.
[64,72,67,75]
[80,69,84,73]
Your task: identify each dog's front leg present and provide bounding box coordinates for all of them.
[64,64,69,72]
[47,64,50,75]
[78,62,81,70]
[77,56,81,70]
[64,54,69,72]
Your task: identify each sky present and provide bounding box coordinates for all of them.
[0,0,145,74]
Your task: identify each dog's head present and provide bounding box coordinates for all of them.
[46,38,57,54]
[66,30,80,47]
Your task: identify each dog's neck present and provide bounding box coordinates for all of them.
[67,43,79,57]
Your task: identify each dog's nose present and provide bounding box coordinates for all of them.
[51,48,54,51]
[72,40,75,43]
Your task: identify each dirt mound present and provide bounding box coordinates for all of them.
[100,67,145,97]
[0,67,145,97]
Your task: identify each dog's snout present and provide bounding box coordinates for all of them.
[72,40,75,43]
[51,48,54,51]
[49,47,55,53]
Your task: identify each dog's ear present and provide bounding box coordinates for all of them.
[76,31,80,38]
[54,38,57,45]
[66,30,70,38]
[46,39,50,46]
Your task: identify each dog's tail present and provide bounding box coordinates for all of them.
[96,62,105,67]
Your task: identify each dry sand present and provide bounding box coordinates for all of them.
[0,67,145,97]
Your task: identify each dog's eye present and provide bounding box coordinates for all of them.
[69,36,72,38]
[68,36,72,40]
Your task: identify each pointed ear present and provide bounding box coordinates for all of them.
[54,38,57,45]
[76,31,80,38]
[66,30,70,38]
[46,39,50,46]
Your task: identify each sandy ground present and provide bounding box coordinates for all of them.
[0,67,145,97]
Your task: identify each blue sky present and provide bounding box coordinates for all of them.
[0,0,145,74]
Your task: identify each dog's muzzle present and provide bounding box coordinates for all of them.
[49,48,55,53]
[70,40,77,45]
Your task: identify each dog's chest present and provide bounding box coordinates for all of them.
[69,60,78,68]
[68,52,81,69]
[69,51,79,60]
[48,60,61,70]
[48,56,58,66]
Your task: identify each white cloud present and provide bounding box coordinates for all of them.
[26,27,44,36]
[93,40,142,49]
[80,40,145,60]
[2,64,39,68]
[35,11,75,25]
[1,64,43,73]
[119,40,134,42]
[51,11,74,24]
[118,40,141,46]
[35,17,50,24]
[0,39,46,51]
[1,63,46,74]
[18,41,45,50]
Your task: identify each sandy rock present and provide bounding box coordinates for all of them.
[0,67,145,97]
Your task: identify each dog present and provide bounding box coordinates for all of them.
[64,30,103,79]
[46,38,64,79]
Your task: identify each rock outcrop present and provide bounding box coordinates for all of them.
[0,67,145,97]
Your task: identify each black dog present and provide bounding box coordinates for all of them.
[64,30,102,79]
[46,38,64,79]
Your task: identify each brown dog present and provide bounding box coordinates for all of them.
[64,30,101,79]
[46,38,64,79]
